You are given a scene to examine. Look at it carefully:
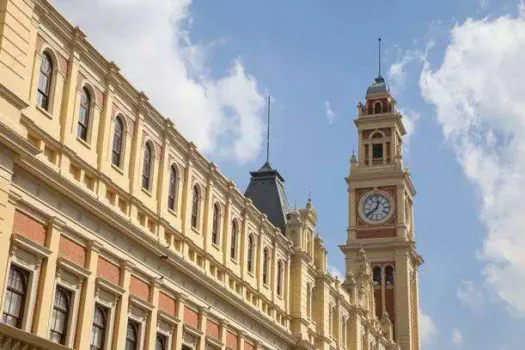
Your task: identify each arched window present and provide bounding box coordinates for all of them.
[91,305,107,350]
[78,87,91,141]
[125,321,139,350]
[247,234,254,273]
[37,52,53,110]
[230,219,238,259]
[277,260,284,296]
[385,265,395,286]
[112,116,124,167]
[191,185,199,229]
[168,166,177,211]
[262,247,269,285]
[156,334,167,350]
[373,266,382,287]
[331,306,337,338]
[50,287,71,344]
[212,203,220,245]
[374,101,382,114]
[142,142,153,190]
[328,306,333,335]
[2,266,28,328]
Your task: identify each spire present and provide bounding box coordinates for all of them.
[378,37,382,79]
[266,94,271,164]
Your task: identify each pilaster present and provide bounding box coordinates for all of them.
[75,239,103,349]
[96,62,118,173]
[0,148,16,300]
[173,294,186,350]
[112,260,134,350]
[146,278,161,349]
[33,216,65,337]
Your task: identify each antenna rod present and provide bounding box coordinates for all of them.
[266,94,270,164]
[378,37,382,78]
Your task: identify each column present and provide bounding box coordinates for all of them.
[198,307,208,350]
[394,252,411,350]
[0,148,17,301]
[173,294,186,350]
[32,216,64,336]
[75,240,103,349]
[146,278,161,349]
[219,319,229,350]
[180,144,195,234]
[239,331,246,350]
[112,260,133,350]
[96,62,118,173]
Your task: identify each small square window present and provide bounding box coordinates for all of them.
[372,144,383,159]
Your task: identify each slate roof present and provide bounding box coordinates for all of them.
[366,75,389,96]
[244,161,291,234]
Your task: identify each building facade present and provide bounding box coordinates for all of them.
[0,0,422,349]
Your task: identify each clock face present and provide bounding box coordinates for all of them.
[361,192,392,223]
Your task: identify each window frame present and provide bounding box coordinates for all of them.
[125,319,140,350]
[247,234,254,274]
[211,203,220,246]
[2,265,29,329]
[276,259,284,297]
[142,142,154,191]
[168,165,178,211]
[91,304,108,350]
[191,185,200,230]
[77,87,92,142]
[112,115,125,168]
[230,219,238,260]
[50,286,72,345]
[262,247,269,286]
[37,52,54,112]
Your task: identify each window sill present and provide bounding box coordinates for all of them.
[36,105,53,119]
[230,258,238,265]
[167,207,178,217]
[111,163,124,175]
[141,187,153,197]
[247,271,254,277]
[191,227,200,235]
[211,242,220,250]
[76,136,91,149]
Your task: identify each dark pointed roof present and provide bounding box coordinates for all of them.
[244,161,291,233]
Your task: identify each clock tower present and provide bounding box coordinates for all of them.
[340,74,423,350]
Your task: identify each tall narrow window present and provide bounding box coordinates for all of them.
[50,287,71,344]
[247,234,254,273]
[374,101,382,114]
[385,265,395,286]
[91,305,107,350]
[2,266,28,328]
[125,321,139,350]
[373,266,382,288]
[230,220,238,260]
[277,260,284,296]
[372,143,384,160]
[112,116,124,167]
[37,53,53,111]
[212,203,220,245]
[156,334,167,350]
[306,284,312,318]
[142,142,153,190]
[262,248,269,285]
[168,166,177,211]
[191,185,199,229]
[78,87,91,141]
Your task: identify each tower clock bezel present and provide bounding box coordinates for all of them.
[358,190,395,225]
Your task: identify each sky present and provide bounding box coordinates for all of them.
[51,0,525,348]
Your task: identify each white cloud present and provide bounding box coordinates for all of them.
[51,0,265,163]
[328,265,344,280]
[389,40,434,89]
[420,311,438,345]
[457,280,486,310]
[452,329,463,345]
[325,100,336,125]
[420,6,525,316]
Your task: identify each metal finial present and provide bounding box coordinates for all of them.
[378,37,382,78]
[266,94,271,164]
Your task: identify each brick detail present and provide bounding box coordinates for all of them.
[206,319,220,339]
[184,307,199,329]
[13,210,47,246]
[158,292,177,316]
[226,331,238,350]
[130,275,150,301]
[245,341,254,350]
[97,257,120,285]
[59,236,86,267]
[356,228,396,239]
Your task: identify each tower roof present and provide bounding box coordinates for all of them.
[366,76,389,97]
[244,161,290,233]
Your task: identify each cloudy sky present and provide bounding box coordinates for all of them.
[52,0,525,348]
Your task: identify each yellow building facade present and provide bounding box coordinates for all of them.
[0,0,422,349]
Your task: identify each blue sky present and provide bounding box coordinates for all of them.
[54,0,525,348]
